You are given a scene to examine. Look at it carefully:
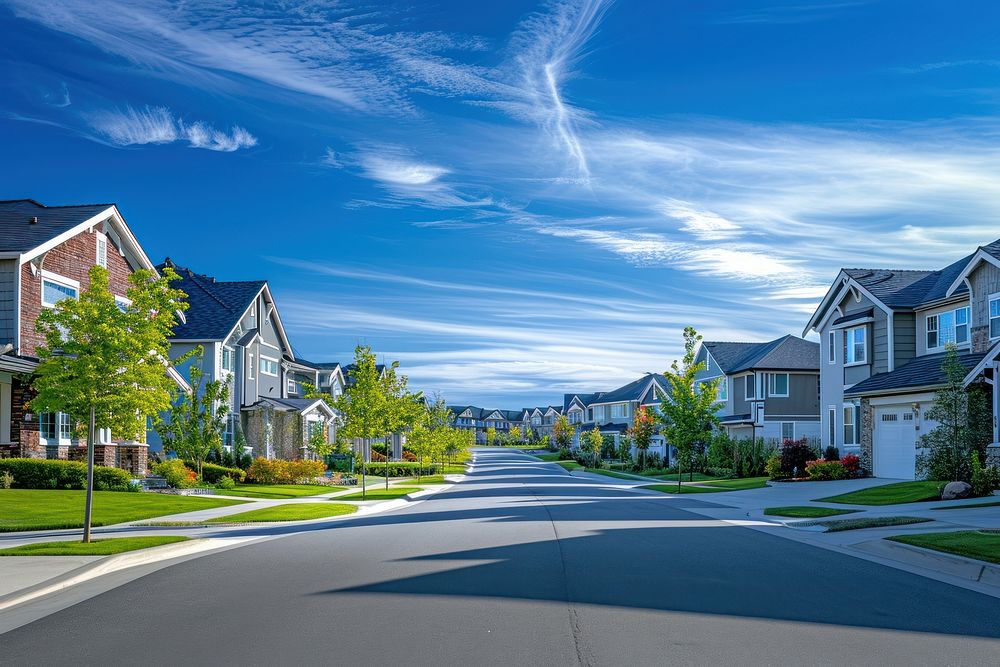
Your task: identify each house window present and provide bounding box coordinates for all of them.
[828,331,836,364]
[845,326,866,364]
[611,404,626,418]
[828,407,836,445]
[843,405,858,445]
[96,232,108,268]
[114,296,131,312]
[287,378,299,395]
[990,294,1000,339]
[222,347,235,372]
[224,413,237,447]
[41,274,78,307]
[745,374,756,400]
[768,373,789,397]
[927,306,971,350]
[41,413,72,441]
[716,379,728,402]
[781,422,795,440]
[259,356,279,377]
[248,353,255,380]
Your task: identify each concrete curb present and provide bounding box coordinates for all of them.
[852,538,1000,586]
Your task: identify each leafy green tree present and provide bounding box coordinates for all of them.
[509,425,522,442]
[631,405,656,470]
[31,265,188,542]
[155,355,230,478]
[486,425,497,446]
[333,346,385,499]
[658,327,720,492]
[583,426,604,468]
[553,414,575,450]
[378,360,423,488]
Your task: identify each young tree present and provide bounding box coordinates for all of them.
[379,360,423,489]
[583,426,604,468]
[553,414,576,450]
[658,327,720,492]
[333,346,385,499]
[32,265,188,542]
[486,425,497,446]
[509,425,522,443]
[154,355,230,478]
[407,396,452,482]
[631,405,656,470]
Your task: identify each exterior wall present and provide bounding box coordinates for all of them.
[731,372,754,416]
[915,299,972,357]
[763,372,819,420]
[873,309,889,375]
[893,311,917,368]
[968,262,1000,354]
[0,259,16,346]
[19,227,133,357]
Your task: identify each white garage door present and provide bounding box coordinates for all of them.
[873,407,917,479]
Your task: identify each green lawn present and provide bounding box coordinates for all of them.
[931,500,1000,511]
[817,481,943,506]
[0,489,247,532]
[532,452,561,462]
[408,475,449,485]
[642,477,769,495]
[215,484,336,500]
[555,460,583,471]
[818,516,930,532]
[207,503,358,523]
[764,506,862,518]
[889,530,1000,564]
[648,472,716,482]
[0,536,190,556]
[338,487,422,501]
[586,468,641,480]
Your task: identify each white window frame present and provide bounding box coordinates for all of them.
[40,271,80,307]
[845,326,867,366]
[611,403,627,418]
[95,231,108,268]
[259,355,279,377]
[768,373,789,398]
[745,374,756,400]
[287,378,298,394]
[780,422,795,441]
[828,406,836,446]
[828,331,836,364]
[843,404,858,445]
[927,306,971,351]
[114,295,132,312]
[221,346,235,373]
[990,293,1000,340]
[248,353,255,380]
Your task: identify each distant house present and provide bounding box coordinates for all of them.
[0,199,186,474]
[695,335,820,445]
[805,239,1000,478]
[154,260,335,460]
[448,405,531,444]
[568,374,670,461]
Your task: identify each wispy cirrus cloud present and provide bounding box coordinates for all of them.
[717,2,866,25]
[88,106,257,151]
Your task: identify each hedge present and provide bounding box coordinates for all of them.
[0,458,133,491]
[361,462,439,477]
[246,458,326,484]
[186,461,246,484]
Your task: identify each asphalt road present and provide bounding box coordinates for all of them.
[3,449,1000,666]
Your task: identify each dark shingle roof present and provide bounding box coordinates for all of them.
[704,335,819,374]
[0,199,114,253]
[832,308,874,327]
[841,250,977,309]
[593,374,667,404]
[159,261,265,340]
[844,350,986,396]
[563,392,604,411]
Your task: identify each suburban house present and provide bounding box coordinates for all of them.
[695,336,821,444]
[153,260,336,461]
[0,199,186,474]
[449,405,530,443]
[569,374,669,460]
[805,238,1000,478]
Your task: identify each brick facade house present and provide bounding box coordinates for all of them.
[0,199,172,475]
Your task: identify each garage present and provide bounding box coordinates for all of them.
[873,406,917,479]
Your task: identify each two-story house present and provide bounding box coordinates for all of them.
[0,199,185,474]
[695,336,821,444]
[154,260,335,460]
[805,238,1000,478]
[570,374,669,460]
[448,405,531,443]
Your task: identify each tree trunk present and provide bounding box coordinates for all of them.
[676,457,682,494]
[385,434,390,490]
[83,406,95,543]
[361,439,367,500]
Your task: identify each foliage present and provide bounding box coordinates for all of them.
[779,438,817,476]
[557,447,573,460]
[0,458,132,491]
[707,432,776,478]
[824,446,841,461]
[917,346,985,482]
[361,461,442,477]
[155,354,230,478]
[582,426,604,467]
[333,345,386,447]
[232,426,252,469]
[970,452,1000,498]
[630,406,655,468]
[214,475,236,490]
[193,462,246,484]
[553,415,576,449]
[841,454,862,477]
[153,459,195,489]
[1,470,13,489]
[658,327,720,490]
[0,536,190,556]
[705,466,735,479]
[486,426,497,445]
[765,454,784,480]
[378,360,424,457]
[509,425,522,442]
[805,459,848,481]
[246,458,325,484]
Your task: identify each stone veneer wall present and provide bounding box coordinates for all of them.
[859,398,874,475]
[244,409,307,460]
[971,325,990,355]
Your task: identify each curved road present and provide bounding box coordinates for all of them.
[3,449,1000,665]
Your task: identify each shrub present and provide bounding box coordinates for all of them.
[780,438,817,477]
[1,470,13,489]
[706,466,735,479]
[765,454,784,480]
[841,454,861,477]
[805,459,848,481]
[360,461,438,477]
[247,458,326,484]
[824,446,841,461]
[402,451,417,462]
[154,459,195,489]
[971,452,1000,498]
[215,475,236,490]
[557,447,573,461]
[370,449,387,462]
[192,462,246,484]
[0,458,133,491]
[93,465,133,491]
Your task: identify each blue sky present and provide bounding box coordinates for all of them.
[2,1,1000,407]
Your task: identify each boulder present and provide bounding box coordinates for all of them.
[941,481,972,501]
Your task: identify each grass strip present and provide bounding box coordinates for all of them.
[214,484,336,500]
[930,500,1000,511]
[206,503,358,523]
[337,487,422,501]
[888,530,1000,564]
[0,536,190,556]
[817,481,942,506]
[764,506,862,518]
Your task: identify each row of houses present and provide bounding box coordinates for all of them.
[460,237,1000,480]
[0,198,400,474]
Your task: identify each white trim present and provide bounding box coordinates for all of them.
[40,271,80,307]
[95,230,108,268]
[260,340,280,350]
[40,269,79,289]
[946,248,1000,297]
[259,354,280,377]
[989,292,1000,341]
[780,421,795,440]
[962,339,1000,386]
[767,372,790,398]
[827,330,836,365]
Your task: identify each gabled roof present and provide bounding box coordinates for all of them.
[946,239,1000,299]
[250,396,336,418]
[702,336,818,374]
[844,350,986,397]
[160,261,267,341]
[592,373,667,405]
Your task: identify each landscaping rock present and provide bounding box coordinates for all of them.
[941,481,972,500]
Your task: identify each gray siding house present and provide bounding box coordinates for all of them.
[568,374,669,460]
[695,336,821,445]
[805,238,1000,479]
